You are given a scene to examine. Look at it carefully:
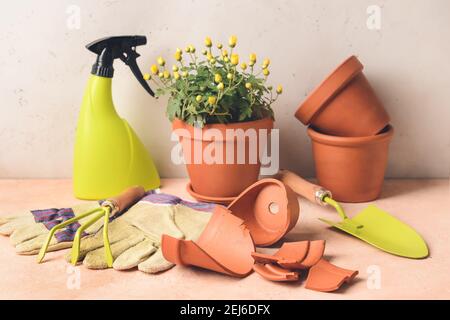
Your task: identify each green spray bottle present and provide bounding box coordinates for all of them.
[74,36,160,199]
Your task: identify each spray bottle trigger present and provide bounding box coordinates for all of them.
[120,48,155,97]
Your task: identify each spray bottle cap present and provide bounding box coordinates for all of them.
[86,35,154,96]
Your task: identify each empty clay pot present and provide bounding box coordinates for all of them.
[308,125,394,202]
[227,178,300,246]
[295,55,390,137]
[173,118,273,199]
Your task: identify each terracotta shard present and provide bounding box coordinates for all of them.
[253,263,299,282]
[274,240,310,262]
[252,240,325,270]
[279,240,326,269]
[161,206,255,277]
[305,259,358,292]
[227,178,300,246]
[251,252,280,264]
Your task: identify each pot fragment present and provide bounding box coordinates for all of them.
[305,259,358,292]
[161,205,255,277]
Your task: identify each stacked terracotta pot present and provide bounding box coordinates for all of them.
[295,56,393,202]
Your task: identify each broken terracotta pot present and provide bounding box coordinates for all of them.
[305,259,358,292]
[227,178,300,246]
[253,263,299,282]
[308,125,394,202]
[252,241,358,291]
[280,240,325,269]
[252,241,309,265]
[251,240,325,269]
[161,205,255,277]
[173,117,273,200]
[295,55,390,137]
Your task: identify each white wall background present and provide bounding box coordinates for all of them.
[0,0,449,178]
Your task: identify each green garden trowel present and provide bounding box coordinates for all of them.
[277,170,428,259]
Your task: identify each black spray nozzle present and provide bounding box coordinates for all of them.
[86,36,154,96]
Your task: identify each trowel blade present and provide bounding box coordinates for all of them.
[319,205,429,259]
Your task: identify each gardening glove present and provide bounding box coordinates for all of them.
[66,193,215,274]
[0,202,103,255]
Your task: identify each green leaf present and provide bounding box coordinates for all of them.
[166,97,181,121]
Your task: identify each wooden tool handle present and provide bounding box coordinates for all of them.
[107,186,146,212]
[276,170,331,205]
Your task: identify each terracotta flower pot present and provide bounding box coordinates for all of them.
[172,117,273,199]
[295,55,390,137]
[227,178,300,246]
[308,125,394,202]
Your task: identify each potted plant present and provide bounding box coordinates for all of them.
[144,36,282,202]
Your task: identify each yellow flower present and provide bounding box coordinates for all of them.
[157,56,166,66]
[176,48,182,53]
[214,73,222,83]
[173,71,180,80]
[143,73,151,80]
[217,82,224,90]
[229,35,237,48]
[188,45,195,53]
[163,70,170,79]
[204,37,212,47]
[227,73,233,80]
[223,56,229,62]
[174,51,182,61]
[262,58,270,68]
[263,68,270,76]
[240,62,247,70]
[217,43,223,49]
[182,71,188,77]
[201,49,207,55]
[172,65,179,72]
[196,95,202,102]
[150,64,159,75]
[210,58,216,64]
[158,72,163,77]
[206,52,213,61]
[208,96,217,105]
[245,82,252,89]
[222,50,228,57]
[185,46,191,53]
[230,54,239,66]
[249,53,257,63]
[276,85,283,94]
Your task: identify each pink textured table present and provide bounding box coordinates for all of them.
[0,179,448,300]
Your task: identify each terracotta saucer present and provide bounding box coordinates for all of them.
[186,182,236,205]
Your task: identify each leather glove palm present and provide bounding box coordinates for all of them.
[66,193,214,274]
